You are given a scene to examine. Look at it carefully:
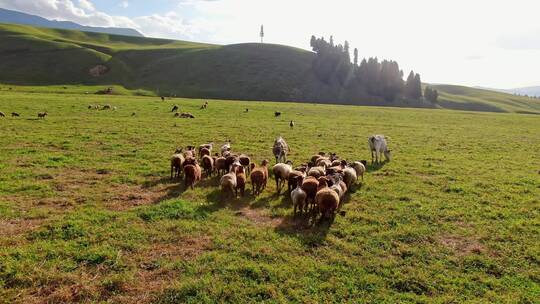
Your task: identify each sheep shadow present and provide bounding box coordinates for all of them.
[274,211,335,247]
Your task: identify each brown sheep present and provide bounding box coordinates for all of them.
[201,155,214,177]
[301,176,319,210]
[250,160,269,196]
[183,146,196,159]
[170,150,185,179]
[11,112,20,117]
[183,158,201,189]
[199,147,211,159]
[307,166,326,179]
[315,178,340,219]
[236,166,247,197]
[287,170,306,193]
[239,154,251,174]
[37,112,48,119]
[0,111,5,117]
[225,154,239,171]
[215,155,228,176]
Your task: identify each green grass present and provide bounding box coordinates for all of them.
[2,23,540,114]
[0,89,539,303]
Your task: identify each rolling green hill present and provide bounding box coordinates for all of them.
[1,23,539,113]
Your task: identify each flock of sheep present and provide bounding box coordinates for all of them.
[170,135,391,219]
[0,111,47,118]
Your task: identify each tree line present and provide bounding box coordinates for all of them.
[310,35,438,103]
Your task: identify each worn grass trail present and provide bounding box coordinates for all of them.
[0,91,539,303]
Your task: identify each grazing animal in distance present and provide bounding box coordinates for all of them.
[102,104,111,110]
[368,135,391,164]
[0,112,5,117]
[290,120,294,128]
[37,112,47,119]
[161,96,165,101]
[131,112,136,116]
[272,136,289,163]
[171,105,179,112]
[11,112,20,117]
[245,108,249,113]
[274,111,281,117]
[179,112,195,118]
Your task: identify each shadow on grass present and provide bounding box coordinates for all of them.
[275,211,335,247]
[366,160,389,173]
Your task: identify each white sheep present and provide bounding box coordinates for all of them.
[290,176,307,215]
[272,161,292,194]
[368,135,391,164]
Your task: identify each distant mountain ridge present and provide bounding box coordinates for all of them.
[0,7,143,37]
[474,85,540,97]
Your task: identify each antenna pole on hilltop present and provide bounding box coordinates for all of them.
[260,25,264,43]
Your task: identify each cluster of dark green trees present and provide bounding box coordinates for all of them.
[424,86,439,103]
[310,35,437,103]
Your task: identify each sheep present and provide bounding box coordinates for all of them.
[287,169,306,193]
[290,120,294,128]
[342,165,358,188]
[171,105,179,112]
[274,111,281,117]
[131,112,136,116]
[329,174,347,201]
[0,111,4,117]
[220,167,238,198]
[174,113,180,117]
[272,136,289,163]
[215,155,228,176]
[225,154,239,171]
[301,176,319,210]
[37,112,48,119]
[236,166,247,197]
[368,135,391,164]
[316,157,332,168]
[272,161,292,194]
[11,112,20,117]
[199,147,211,159]
[183,146,196,159]
[179,112,195,118]
[102,104,111,110]
[170,150,185,179]
[221,142,231,156]
[250,159,269,196]
[201,155,214,177]
[198,143,213,155]
[183,158,201,189]
[351,161,366,181]
[315,178,340,219]
[245,108,249,113]
[291,176,307,215]
[239,154,251,175]
[307,166,326,179]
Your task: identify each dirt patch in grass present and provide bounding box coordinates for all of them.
[110,235,213,303]
[0,218,43,238]
[105,183,168,211]
[438,234,486,257]
[235,207,282,227]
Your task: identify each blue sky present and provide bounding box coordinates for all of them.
[1,0,539,89]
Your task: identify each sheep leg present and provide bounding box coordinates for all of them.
[275,177,280,194]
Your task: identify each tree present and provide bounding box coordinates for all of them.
[260,25,264,43]
[310,35,316,50]
[405,71,422,99]
[329,35,334,47]
[424,86,439,102]
[353,48,358,66]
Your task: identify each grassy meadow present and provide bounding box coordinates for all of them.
[0,89,539,303]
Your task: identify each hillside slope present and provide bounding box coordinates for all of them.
[1,23,539,113]
[0,8,143,37]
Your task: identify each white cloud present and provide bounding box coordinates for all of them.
[120,1,128,9]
